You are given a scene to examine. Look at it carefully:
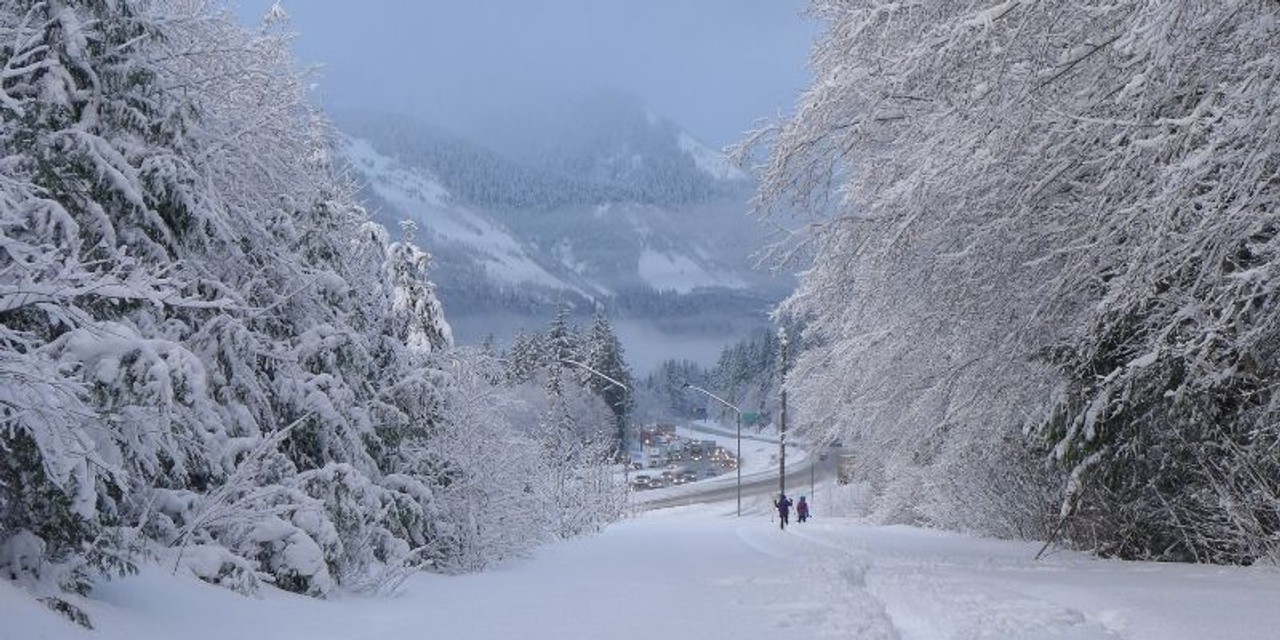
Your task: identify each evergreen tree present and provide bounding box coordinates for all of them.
[0,2,621,616]
[580,309,634,447]
[386,221,452,353]
[544,303,576,366]
[504,330,543,384]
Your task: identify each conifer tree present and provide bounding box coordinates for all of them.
[580,309,634,446]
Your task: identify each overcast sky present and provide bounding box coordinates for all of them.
[236,1,817,147]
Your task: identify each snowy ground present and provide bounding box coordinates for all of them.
[7,497,1279,639]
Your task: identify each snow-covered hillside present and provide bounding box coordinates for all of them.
[343,132,755,299]
[342,136,579,294]
[336,108,790,363]
[10,512,1277,640]
[677,131,748,182]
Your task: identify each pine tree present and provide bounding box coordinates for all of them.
[580,309,634,446]
[545,303,576,367]
[1,2,627,614]
[386,220,453,353]
[505,330,543,383]
[0,0,455,602]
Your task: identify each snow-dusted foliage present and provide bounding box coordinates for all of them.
[578,309,634,443]
[504,305,635,448]
[748,0,1280,561]
[0,0,621,614]
[712,328,790,421]
[635,358,710,423]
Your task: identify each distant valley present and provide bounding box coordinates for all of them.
[334,103,790,372]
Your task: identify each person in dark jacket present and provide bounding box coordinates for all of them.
[774,494,793,529]
[796,496,810,523]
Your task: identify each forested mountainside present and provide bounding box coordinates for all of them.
[333,105,790,354]
[337,102,736,211]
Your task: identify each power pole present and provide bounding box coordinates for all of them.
[778,327,789,500]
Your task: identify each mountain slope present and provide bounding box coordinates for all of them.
[342,132,759,299]
[335,107,789,361]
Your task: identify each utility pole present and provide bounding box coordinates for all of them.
[778,327,789,500]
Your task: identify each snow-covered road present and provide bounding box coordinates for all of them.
[8,507,1278,640]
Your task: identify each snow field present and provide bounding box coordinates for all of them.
[786,522,1280,640]
[6,511,1279,640]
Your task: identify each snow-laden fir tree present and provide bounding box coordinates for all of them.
[504,330,544,384]
[578,309,634,447]
[0,0,624,619]
[544,303,577,366]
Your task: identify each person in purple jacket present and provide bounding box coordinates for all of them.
[774,494,793,529]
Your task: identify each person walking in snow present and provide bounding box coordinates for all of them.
[774,493,793,529]
[796,496,810,523]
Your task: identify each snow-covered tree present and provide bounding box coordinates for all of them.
[746,0,1280,561]
[578,309,634,446]
[1,2,622,621]
[635,359,711,422]
[386,221,451,354]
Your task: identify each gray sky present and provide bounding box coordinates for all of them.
[236,0,817,147]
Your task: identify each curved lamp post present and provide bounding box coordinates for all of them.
[682,383,743,517]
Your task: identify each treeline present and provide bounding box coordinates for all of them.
[337,111,625,211]
[503,307,636,447]
[751,1,1280,563]
[0,0,621,625]
[639,328,793,426]
[336,98,729,213]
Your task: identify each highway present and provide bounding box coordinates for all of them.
[638,424,838,510]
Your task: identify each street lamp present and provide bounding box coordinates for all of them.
[682,383,743,517]
[558,357,632,451]
[556,358,635,496]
